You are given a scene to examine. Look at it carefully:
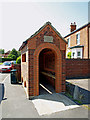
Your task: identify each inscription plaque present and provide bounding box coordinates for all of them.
[44,36,53,43]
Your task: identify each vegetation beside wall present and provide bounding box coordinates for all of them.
[67,52,71,59]
[16,56,21,64]
[8,48,21,60]
[0,57,13,62]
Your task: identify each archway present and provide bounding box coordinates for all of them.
[33,43,62,96]
[39,48,56,94]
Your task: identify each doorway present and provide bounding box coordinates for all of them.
[33,43,62,96]
[39,48,56,95]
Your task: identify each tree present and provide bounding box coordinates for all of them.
[17,51,21,57]
[16,56,21,64]
[8,54,16,60]
[67,52,71,59]
[8,48,19,60]
[0,49,5,54]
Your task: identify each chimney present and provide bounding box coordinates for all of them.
[70,22,76,32]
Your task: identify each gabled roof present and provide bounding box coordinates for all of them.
[19,21,67,51]
[64,22,90,38]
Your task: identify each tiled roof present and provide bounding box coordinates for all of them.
[19,21,67,51]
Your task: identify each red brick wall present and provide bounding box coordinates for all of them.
[66,59,90,79]
[21,23,66,98]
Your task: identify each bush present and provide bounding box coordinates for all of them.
[0,57,13,62]
[8,48,20,60]
[8,54,16,60]
[67,52,71,59]
[16,56,21,64]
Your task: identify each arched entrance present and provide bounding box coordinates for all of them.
[33,43,62,96]
[39,48,56,94]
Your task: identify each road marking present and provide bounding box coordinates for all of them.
[2,74,9,83]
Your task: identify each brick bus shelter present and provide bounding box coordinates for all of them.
[19,22,67,99]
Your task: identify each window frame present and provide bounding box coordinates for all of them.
[67,37,70,47]
[73,52,75,57]
[77,51,81,57]
[76,32,80,45]
[22,53,26,62]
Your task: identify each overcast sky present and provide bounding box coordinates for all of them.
[0,1,89,52]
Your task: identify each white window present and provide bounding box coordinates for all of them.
[77,51,81,58]
[76,32,80,45]
[73,52,75,57]
[67,37,70,47]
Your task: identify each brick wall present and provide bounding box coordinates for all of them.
[20,23,66,98]
[66,59,90,79]
[89,27,90,58]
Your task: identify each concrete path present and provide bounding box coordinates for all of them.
[1,73,89,118]
[32,93,79,116]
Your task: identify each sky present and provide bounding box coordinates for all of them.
[0,1,89,52]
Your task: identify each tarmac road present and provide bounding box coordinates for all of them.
[0,73,10,120]
[0,73,9,83]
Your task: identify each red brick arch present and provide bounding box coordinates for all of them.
[33,43,62,96]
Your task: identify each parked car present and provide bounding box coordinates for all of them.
[11,61,16,64]
[0,61,16,73]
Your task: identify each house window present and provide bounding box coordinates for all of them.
[76,33,80,45]
[77,51,81,58]
[67,38,70,47]
[22,53,26,62]
[73,52,75,57]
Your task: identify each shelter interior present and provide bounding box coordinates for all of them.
[39,48,56,95]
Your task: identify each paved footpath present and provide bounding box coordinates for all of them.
[1,74,39,118]
[1,74,89,119]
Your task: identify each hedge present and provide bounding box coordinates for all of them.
[16,56,21,64]
[0,57,14,62]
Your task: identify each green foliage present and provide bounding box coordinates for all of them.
[65,92,73,99]
[0,57,13,62]
[16,56,21,64]
[67,52,71,59]
[17,51,21,56]
[0,49,5,54]
[8,48,20,60]
[74,99,82,104]
[8,54,16,60]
